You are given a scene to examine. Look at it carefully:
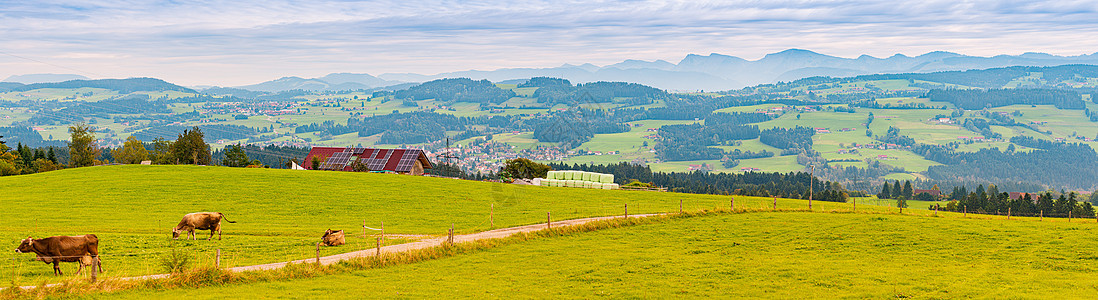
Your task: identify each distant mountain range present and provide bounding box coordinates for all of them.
[230,50,1098,92]
[2,73,90,84]
[12,49,1098,93]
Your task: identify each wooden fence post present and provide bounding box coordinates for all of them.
[934,205,938,216]
[216,249,221,268]
[964,205,967,217]
[1008,207,1011,220]
[773,196,777,210]
[315,242,321,264]
[679,199,683,214]
[90,256,98,283]
[853,197,856,212]
[1040,210,1043,221]
[449,223,454,245]
[625,204,628,219]
[376,237,381,256]
[381,221,384,238]
[1069,211,1073,222]
[547,212,551,229]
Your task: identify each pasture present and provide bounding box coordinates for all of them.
[0,165,759,285]
[102,210,1098,298]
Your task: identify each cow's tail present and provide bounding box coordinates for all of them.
[221,213,237,223]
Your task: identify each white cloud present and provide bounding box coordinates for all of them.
[0,0,1097,85]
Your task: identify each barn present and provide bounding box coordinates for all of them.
[303,147,433,175]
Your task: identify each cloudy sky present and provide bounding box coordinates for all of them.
[2,0,1097,86]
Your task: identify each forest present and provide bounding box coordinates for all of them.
[521,77,670,105]
[918,143,1098,190]
[926,88,1084,110]
[548,162,848,201]
[393,78,515,104]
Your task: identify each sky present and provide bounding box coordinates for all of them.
[1,0,1098,86]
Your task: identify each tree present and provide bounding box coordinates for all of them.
[501,158,552,179]
[68,124,100,168]
[151,138,174,164]
[891,181,903,199]
[902,181,914,199]
[221,144,250,167]
[171,127,211,165]
[879,183,892,199]
[111,136,149,164]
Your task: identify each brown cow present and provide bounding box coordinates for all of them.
[14,235,102,276]
[321,229,345,246]
[172,212,236,240]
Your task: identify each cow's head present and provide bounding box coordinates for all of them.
[172,228,182,239]
[14,237,33,253]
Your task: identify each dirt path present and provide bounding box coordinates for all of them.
[13,213,659,289]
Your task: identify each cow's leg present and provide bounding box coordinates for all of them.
[208,229,214,241]
[53,260,61,276]
[77,262,86,277]
[216,223,223,240]
[190,229,196,240]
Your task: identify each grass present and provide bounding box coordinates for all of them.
[0,165,749,285]
[90,209,1098,299]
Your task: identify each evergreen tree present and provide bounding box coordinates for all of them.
[902,181,914,199]
[891,181,903,199]
[1036,193,1055,215]
[221,144,251,167]
[879,183,892,199]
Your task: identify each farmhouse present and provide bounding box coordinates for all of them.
[913,189,941,197]
[304,147,433,175]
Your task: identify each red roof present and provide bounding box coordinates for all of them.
[304,147,433,172]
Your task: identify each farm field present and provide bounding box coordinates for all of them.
[102,210,1098,299]
[0,165,766,285]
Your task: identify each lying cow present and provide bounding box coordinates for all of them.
[172,212,236,240]
[14,235,103,276]
[321,229,345,246]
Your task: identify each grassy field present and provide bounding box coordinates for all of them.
[0,165,761,285]
[101,210,1098,299]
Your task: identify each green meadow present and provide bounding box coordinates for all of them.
[0,165,763,285]
[102,210,1098,299]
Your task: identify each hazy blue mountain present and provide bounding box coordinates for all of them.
[236,73,402,92]
[2,73,90,84]
[237,50,1098,92]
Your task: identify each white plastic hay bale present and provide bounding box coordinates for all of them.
[583,181,592,188]
[609,183,620,189]
[590,173,602,183]
[600,183,612,190]
[532,178,542,186]
[581,172,591,182]
[600,174,614,183]
[546,171,557,180]
[592,182,604,189]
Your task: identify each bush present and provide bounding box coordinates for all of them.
[160,248,192,274]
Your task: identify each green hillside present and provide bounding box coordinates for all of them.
[0,165,763,285]
[105,211,1098,298]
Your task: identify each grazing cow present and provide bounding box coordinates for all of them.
[172,212,236,240]
[14,235,102,276]
[321,229,345,246]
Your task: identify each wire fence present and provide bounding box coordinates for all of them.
[4,194,1095,286]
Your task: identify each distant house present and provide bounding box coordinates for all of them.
[914,189,941,197]
[304,147,433,175]
[1009,192,1038,201]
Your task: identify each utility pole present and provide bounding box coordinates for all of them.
[809,165,815,210]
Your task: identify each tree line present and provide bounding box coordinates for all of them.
[547,162,848,202]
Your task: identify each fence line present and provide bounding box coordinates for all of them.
[5,196,1094,285]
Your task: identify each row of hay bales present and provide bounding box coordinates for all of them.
[540,170,619,189]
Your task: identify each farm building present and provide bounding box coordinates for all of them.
[303,147,433,175]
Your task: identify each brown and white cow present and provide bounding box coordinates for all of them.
[172,212,236,240]
[14,234,102,276]
[321,229,345,246]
